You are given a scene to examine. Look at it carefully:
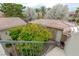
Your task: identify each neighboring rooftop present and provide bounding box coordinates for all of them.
[0,17,26,31]
[30,19,76,36]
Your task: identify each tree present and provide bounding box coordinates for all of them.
[69,7,79,25]
[74,7,79,24]
[9,26,23,40]
[18,23,52,41]
[0,3,26,18]
[35,6,46,19]
[40,6,46,18]
[45,4,69,20]
[9,23,52,56]
[35,8,40,19]
[68,11,76,22]
[25,7,37,21]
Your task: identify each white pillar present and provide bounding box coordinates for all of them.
[55,30,62,46]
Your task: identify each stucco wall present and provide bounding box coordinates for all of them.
[0,30,11,40]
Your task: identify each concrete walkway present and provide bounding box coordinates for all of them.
[45,47,65,56]
[0,44,6,56]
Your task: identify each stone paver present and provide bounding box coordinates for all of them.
[45,47,65,56]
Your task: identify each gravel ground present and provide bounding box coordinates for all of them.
[0,44,6,56]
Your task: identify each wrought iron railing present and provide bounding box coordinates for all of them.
[0,40,55,56]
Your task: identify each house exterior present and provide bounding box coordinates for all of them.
[0,18,77,56]
[0,17,26,40]
[30,19,76,47]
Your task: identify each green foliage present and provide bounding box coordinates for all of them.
[74,7,79,25]
[9,23,52,56]
[18,23,52,41]
[69,7,79,25]
[35,6,46,19]
[5,44,12,48]
[17,23,52,56]
[9,26,23,40]
[0,3,26,18]
[76,20,79,25]
[35,8,40,19]
[40,6,46,18]
[16,43,44,56]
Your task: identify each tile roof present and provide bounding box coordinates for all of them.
[30,19,76,36]
[0,17,26,31]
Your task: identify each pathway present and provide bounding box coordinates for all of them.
[45,47,65,56]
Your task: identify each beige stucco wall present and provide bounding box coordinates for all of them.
[0,30,11,40]
[64,33,79,56]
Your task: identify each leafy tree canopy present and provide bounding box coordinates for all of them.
[0,3,26,18]
[45,4,69,20]
[25,7,37,21]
